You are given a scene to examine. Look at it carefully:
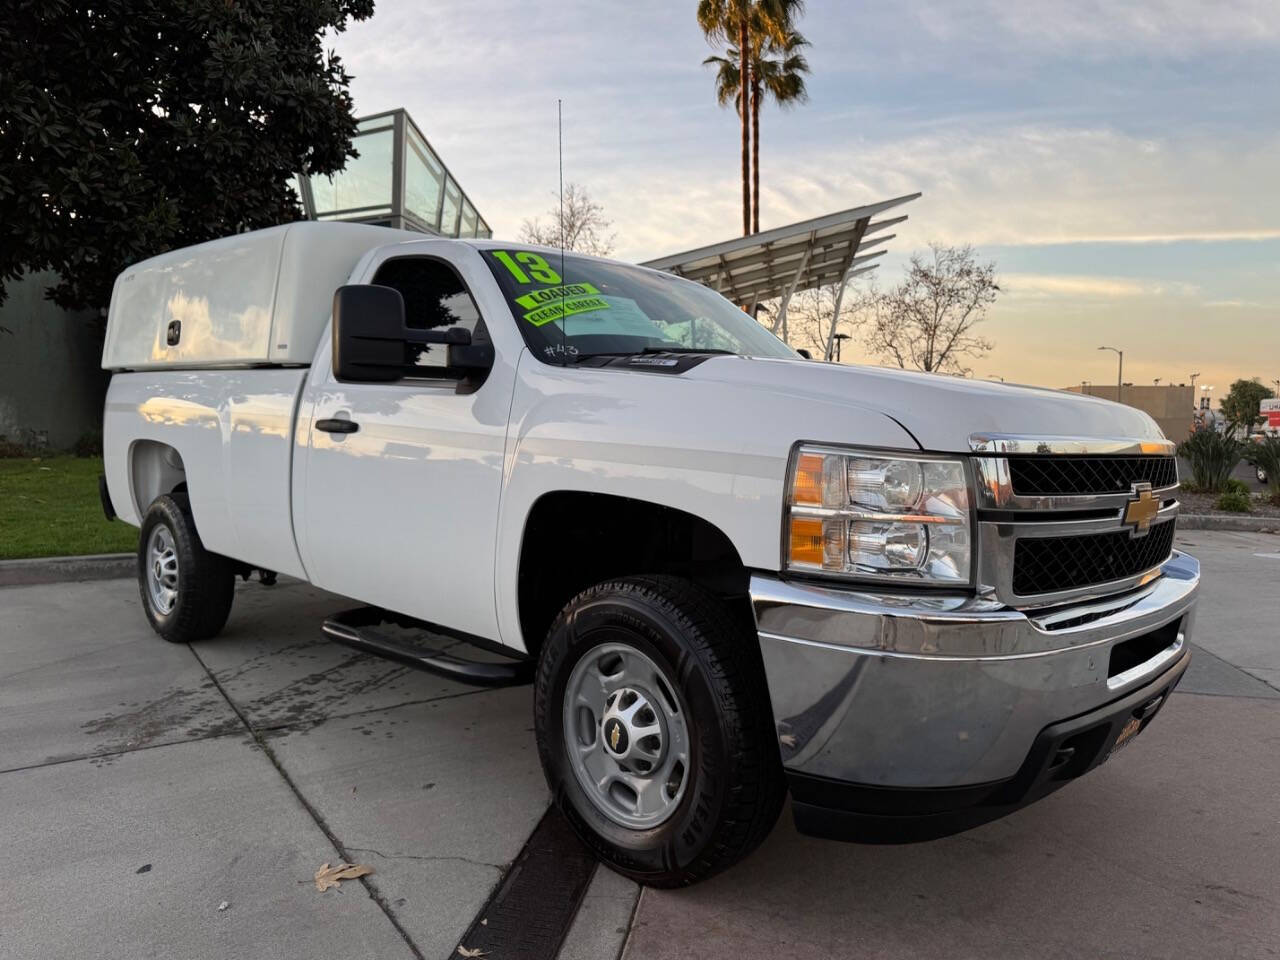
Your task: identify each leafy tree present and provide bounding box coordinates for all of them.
[697,0,800,237]
[1218,378,1275,437]
[518,182,616,257]
[704,25,809,234]
[0,0,374,311]
[863,244,999,375]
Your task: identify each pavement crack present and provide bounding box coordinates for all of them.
[346,846,505,873]
[185,643,428,960]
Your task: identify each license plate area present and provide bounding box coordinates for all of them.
[1106,693,1166,760]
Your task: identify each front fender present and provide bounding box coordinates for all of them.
[492,351,918,651]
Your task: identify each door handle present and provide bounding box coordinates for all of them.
[316,418,360,435]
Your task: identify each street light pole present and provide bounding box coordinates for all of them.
[1190,372,1200,392]
[1098,346,1123,403]
[832,332,851,363]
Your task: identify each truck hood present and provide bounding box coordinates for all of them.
[686,356,1165,452]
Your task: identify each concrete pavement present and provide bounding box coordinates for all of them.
[1,530,1276,959]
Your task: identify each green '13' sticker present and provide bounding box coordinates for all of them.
[492,250,561,285]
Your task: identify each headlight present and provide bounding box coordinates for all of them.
[785,445,972,585]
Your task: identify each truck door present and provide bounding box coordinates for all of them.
[296,251,514,642]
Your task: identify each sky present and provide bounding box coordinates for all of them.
[327,0,1280,396]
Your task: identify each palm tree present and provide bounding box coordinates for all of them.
[697,0,798,236]
[751,30,809,233]
[706,28,809,235]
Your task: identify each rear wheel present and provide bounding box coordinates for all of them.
[534,576,785,887]
[137,493,235,643]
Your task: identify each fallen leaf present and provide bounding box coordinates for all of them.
[218,901,230,912]
[313,862,374,892]
[457,947,488,958]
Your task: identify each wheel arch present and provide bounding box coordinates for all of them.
[516,490,754,659]
[128,439,189,519]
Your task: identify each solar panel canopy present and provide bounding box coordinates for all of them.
[641,193,920,307]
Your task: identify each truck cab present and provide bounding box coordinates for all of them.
[102,223,1198,886]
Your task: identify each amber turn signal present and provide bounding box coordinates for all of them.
[789,516,825,566]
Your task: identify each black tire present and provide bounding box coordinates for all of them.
[137,493,236,643]
[534,576,786,887]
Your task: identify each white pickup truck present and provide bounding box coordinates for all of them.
[101,222,1198,886]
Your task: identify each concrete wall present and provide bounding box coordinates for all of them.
[1063,383,1194,442]
[0,272,109,450]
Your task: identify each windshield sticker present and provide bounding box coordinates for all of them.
[523,294,612,327]
[514,283,600,310]
[492,250,562,285]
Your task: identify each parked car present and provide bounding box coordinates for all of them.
[100,223,1199,886]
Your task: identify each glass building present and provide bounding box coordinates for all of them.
[295,109,491,238]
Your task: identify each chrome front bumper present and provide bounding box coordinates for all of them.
[751,551,1199,790]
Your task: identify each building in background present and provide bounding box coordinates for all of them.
[0,272,107,451]
[294,109,490,238]
[1063,383,1194,440]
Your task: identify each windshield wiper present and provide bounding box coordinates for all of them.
[570,346,736,363]
[573,347,732,360]
[638,346,735,355]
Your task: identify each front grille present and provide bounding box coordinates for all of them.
[1009,456,1177,496]
[1012,519,1176,596]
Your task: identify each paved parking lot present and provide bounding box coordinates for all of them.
[2,529,1278,959]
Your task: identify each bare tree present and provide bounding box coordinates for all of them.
[774,281,867,359]
[518,182,617,257]
[864,244,998,375]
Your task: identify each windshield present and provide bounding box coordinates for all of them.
[479,246,797,363]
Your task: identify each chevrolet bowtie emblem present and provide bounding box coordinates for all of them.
[1123,483,1160,536]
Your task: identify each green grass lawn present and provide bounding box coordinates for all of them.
[0,456,138,560]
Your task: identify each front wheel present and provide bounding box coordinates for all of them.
[534,576,785,887]
[137,493,236,643]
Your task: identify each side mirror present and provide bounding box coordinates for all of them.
[796,348,813,360]
[332,285,493,382]
[333,284,410,383]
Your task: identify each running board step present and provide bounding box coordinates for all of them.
[322,606,533,688]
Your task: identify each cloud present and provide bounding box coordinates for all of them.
[1202,299,1267,308]
[1001,274,1169,299]
[328,0,1280,275]
[581,125,1280,262]
[908,0,1280,60]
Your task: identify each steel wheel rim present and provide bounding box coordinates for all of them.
[146,524,179,615]
[563,641,690,830]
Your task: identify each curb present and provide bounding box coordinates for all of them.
[0,552,135,587]
[1178,514,1280,534]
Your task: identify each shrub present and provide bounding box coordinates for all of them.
[71,430,102,458]
[1223,477,1249,496]
[1177,429,1244,493]
[1245,435,1280,500]
[0,438,29,458]
[1215,489,1252,513]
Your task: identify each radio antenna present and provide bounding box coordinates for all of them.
[557,98,568,365]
